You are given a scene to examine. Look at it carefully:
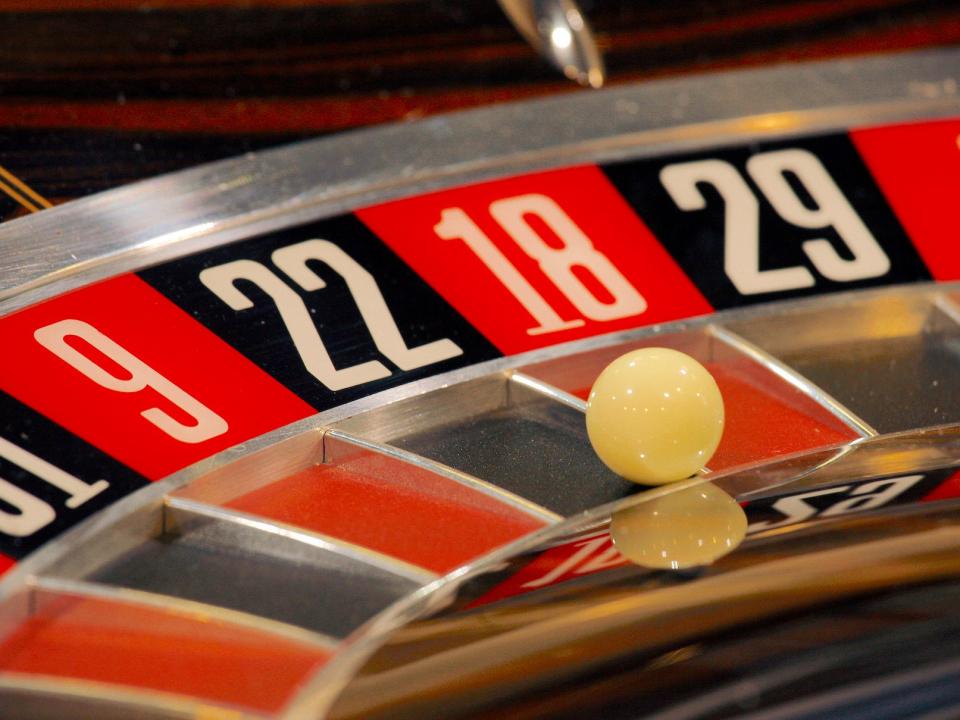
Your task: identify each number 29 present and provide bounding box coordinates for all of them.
[660,148,891,295]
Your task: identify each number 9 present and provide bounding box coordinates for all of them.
[35,319,228,444]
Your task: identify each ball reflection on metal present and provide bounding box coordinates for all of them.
[610,483,747,570]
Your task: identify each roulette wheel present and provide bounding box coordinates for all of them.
[4,2,960,718]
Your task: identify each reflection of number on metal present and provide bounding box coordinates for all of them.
[201,239,462,392]
[35,319,228,444]
[660,149,891,295]
[747,474,924,532]
[0,437,109,537]
[435,193,646,335]
[521,531,627,589]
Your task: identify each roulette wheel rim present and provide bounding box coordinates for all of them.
[4,48,960,313]
[1,47,960,718]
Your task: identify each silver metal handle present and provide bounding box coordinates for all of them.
[499,0,606,88]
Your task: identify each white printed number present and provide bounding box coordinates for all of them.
[747,475,924,533]
[200,239,463,392]
[660,149,891,295]
[0,437,109,537]
[435,194,646,335]
[35,319,228,444]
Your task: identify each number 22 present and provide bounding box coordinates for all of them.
[201,239,463,392]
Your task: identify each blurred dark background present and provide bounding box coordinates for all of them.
[0,0,957,221]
